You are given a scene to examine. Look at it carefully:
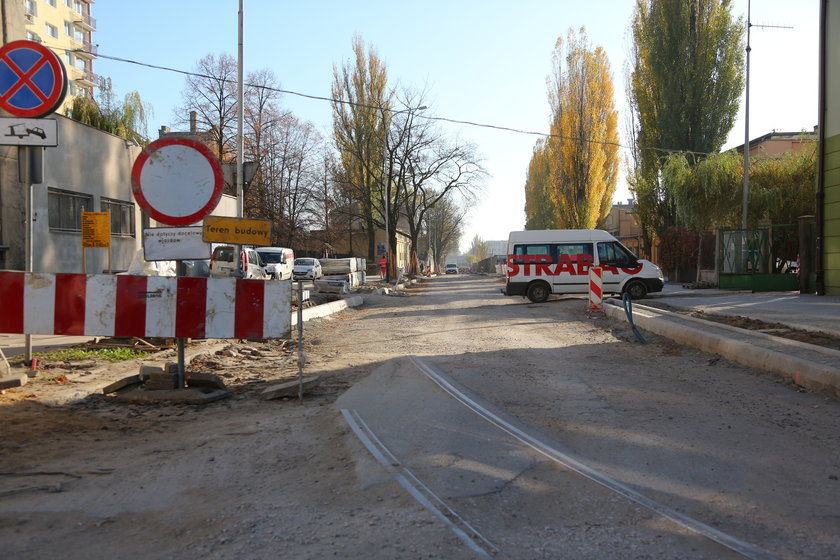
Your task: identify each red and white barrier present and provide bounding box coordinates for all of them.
[588,266,603,313]
[0,271,291,339]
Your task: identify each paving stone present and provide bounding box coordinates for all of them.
[0,374,28,390]
[261,375,322,400]
[101,374,142,394]
[113,387,232,405]
[185,372,227,390]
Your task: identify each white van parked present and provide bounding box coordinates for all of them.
[209,245,269,279]
[256,247,294,280]
[501,229,664,303]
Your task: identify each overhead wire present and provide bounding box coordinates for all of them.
[80,49,710,158]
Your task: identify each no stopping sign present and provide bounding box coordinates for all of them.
[131,138,224,226]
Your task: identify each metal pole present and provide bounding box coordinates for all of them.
[741,0,751,230]
[297,280,304,404]
[176,260,186,389]
[24,148,32,365]
[233,0,245,276]
[385,181,390,283]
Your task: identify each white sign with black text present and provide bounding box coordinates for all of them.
[143,227,210,261]
[0,117,58,146]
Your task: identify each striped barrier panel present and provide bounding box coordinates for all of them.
[0,271,291,339]
[588,266,603,313]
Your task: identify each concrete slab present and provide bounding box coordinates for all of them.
[113,387,231,405]
[261,375,321,400]
[0,373,28,390]
[337,358,538,498]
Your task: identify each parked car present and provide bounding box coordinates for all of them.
[256,247,295,280]
[292,257,323,280]
[209,245,268,279]
[445,263,459,274]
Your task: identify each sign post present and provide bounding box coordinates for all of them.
[131,138,224,388]
[0,40,68,368]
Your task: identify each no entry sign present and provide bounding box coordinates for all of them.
[0,40,67,118]
[131,137,224,226]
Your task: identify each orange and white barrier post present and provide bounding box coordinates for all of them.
[588,266,603,314]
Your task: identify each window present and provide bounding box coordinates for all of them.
[74,28,84,43]
[597,242,637,267]
[45,23,58,39]
[64,0,72,6]
[48,188,93,232]
[512,242,593,263]
[101,198,135,236]
[47,0,57,7]
[26,31,42,43]
[74,0,83,13]
[65,52,74,66]
[74,56,86,71]
[25,0,37,17]
[64,21,73,36]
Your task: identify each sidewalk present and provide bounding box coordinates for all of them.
[646,283,840,337]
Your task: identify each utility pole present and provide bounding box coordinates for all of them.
[742,0,793,229]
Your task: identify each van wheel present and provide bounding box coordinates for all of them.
[624,280,647,300]
[526,282,550,303]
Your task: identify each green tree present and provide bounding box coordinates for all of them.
[70,78,150,144]
[628,0,744,252]
[546,28,619,229]
[331,36,391,263]
[468,234,489,262]
[750,144,817,226]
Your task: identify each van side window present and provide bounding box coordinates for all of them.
[557,243,593,261]
[597,242,637,267]
[512,244,554,264]
[512,243,593,264]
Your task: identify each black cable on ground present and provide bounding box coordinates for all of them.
[623,293,647,344]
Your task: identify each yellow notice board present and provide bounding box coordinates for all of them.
[81,211,110,248]
[202,216,271,246]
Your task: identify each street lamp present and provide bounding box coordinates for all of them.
[384,104,427,283]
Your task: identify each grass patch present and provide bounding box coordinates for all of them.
[35,347,153,363]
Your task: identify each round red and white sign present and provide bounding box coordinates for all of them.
[131,138,223,226]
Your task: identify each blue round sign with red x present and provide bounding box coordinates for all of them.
[0,40,67,118]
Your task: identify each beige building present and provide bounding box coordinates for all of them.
[23,0,97,114]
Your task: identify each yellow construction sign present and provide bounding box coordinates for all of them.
[81,211,110,248]
[202,216,271,246]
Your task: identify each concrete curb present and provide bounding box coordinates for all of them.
[291,295,364,326]
[604,300,840,398]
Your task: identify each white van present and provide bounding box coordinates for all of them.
[256,247,294,280]
[209,245,269,279]
[501,229,664,303]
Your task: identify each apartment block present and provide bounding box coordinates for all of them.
[22,0,97,114]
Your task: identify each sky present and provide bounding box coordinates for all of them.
[92,1,821,253]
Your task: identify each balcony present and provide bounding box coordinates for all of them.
[76,70,99,88]
[74,42,98,58]
[75,13,96,31]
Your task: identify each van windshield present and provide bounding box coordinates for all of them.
[597,242,637,267]
[258,253,283,264]
[213,246,234,261]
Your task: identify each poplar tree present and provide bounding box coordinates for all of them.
[546,28,619,229]
[331,36,391,262]
[524,138,556,229]
[628,0,744,251]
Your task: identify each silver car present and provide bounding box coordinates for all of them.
[292,258,322,280]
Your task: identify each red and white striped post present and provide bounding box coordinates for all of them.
[588,266,603,314]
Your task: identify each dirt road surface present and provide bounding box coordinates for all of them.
[1,274,838,559]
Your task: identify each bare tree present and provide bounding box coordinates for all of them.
[175,53,238,162]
